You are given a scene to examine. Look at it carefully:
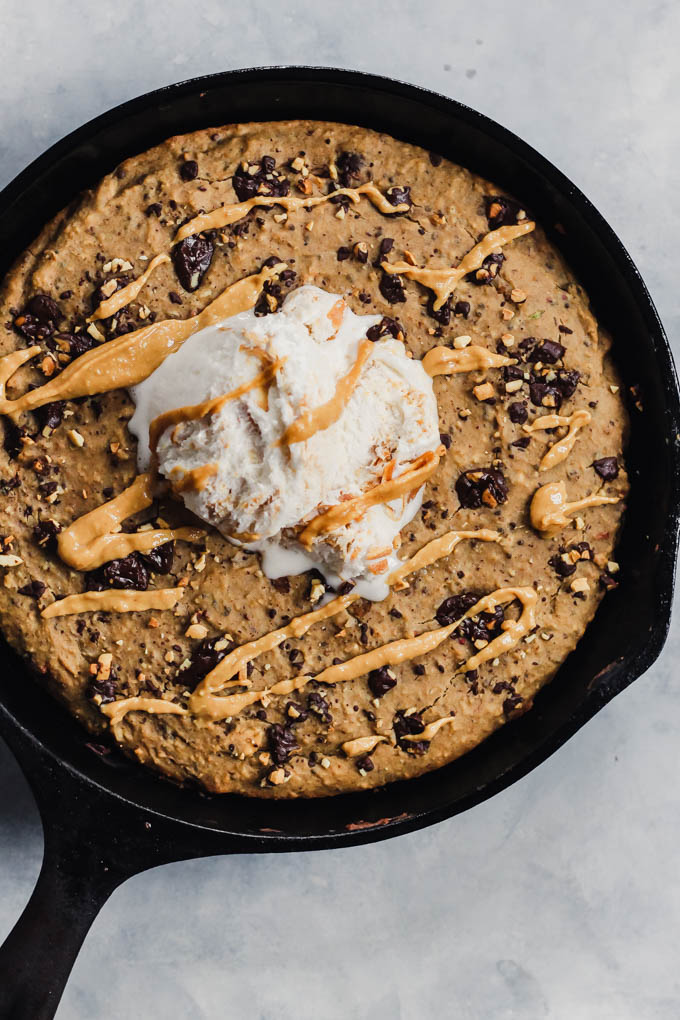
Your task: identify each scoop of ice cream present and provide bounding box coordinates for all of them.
[129,285,440,599]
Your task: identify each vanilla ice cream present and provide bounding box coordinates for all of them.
[129,285,441,600]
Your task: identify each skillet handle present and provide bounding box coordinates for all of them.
[0,829,123,1020]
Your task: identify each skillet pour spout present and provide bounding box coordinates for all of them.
[0,67,678,1020]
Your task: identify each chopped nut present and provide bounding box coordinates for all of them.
[290,155,306,172]
[609,385,619,394]
[193,553,207,573]
[40,355,57,377]
[453,334,472,349]
[334,207,346,220]
[594,552,608,569]
[473,382,495,401]
[185,622,208,640]
[607,560,620,574]
[505,379,523,393]
[459,408,472,419]
[0,554,23,567]
[103,258,133,273]
[510,288,527,304]
[502,307,515,321]
[86,323,105,342]
[148,617,160,629]
[273,212,288,224]
[309,578,325,605]
[500,332,515,348]
[97,652,113,680]
[268,767,290,785]
[67,429,85,448]
[570,577,590,594]
[320,757,331,769]
[99,279,118,299]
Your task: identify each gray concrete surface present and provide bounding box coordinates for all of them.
[0,1,679,1016]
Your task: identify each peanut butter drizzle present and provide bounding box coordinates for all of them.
[530,481,620,534]
[58,473,204,571]
[402,715,457,743]
[0,346,42,396]
[188,528,503,720]
[457,587,537,672]
[149,358,285,455]
[276,339,372,447]
[102,696,187,729]
[298,447,443,549]
[42,587,185,618]
[523,409,591,471]
[0,266,285,417]
[88,253,171,321]
[342,734,388,756]
[422,345,515,377]
[174,182,410,243]
[170,463,218,493]
[381,221,536,310]
[192,586,536,722]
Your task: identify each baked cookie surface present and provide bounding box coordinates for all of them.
[0,120,628,796]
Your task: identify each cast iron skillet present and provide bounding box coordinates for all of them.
[0,67,678,1020]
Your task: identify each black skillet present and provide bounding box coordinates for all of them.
[0,67,678,1020]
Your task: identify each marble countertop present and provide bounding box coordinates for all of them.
[1,1,679,1017]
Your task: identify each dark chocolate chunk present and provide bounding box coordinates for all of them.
[232,156,290,202]
[171,234,214,292]
[374,237,394,266]
[336,151,365,187]
[57,331,97,359]
[455,467,508,509]
[484,195,524,229]
[511,437,530,449]
[180,159,199,181]
[592,456,619,480]
[88,675,117,705]
[86,552,149,592]
[440,432,452,450]
[3,420,25,460]
[308,691,332,724]
[529,380,563,410]
[33,518,61,551]
[454,299,471,319]
[393,709,427,753]
[366,316,405,342]
[180,635,233,690]
[469,252,504,285]
[268,724,298,765]
[385,186,412,211]
[337,246,352,261]
[140,542,174,574]
[508,401,528,424]
[428,152,443,167]
[367,666,397,698]
[356,754,374,772]
[14,293,63,341]
[527,339,565,364]
[435,591,480,627]
[18,579,46,599]
[379,271,406,305]
[34,401,65,432]
[271,576,291,594]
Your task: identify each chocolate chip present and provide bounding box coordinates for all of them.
[33,518,61,551]
[366,316,405,342]
[35,401,65,432]
[279,269,297,287]
[556,368,580,398]
[508,401,528,424]
[440,432,452,450]
[527,339,565,364]
[336,580,356,596]
[57,331,97,359]
[268,724,298,765]
[436,591,480,626]
[459,604,504,643]
[385,186,412,211]
[356,754,374,772]
[593,456,619,480]
[14,293,63,341]
[529,380,563,410]
[484,195,524,229]
[171,234,214,292]
[336,151,365,187]
[169,291,183,305]
[374,237,394,267]
[428,152,443,167]
[86,551,150,592]
[455,467,508,509]
[271,576,291,594]
[88,675,117,705]
[469,252,504,285]
[308,691,332,724]
[18,579,46,599]
[427,294,454,326]
[368,666,397,698]
[141,542,174,574]
[511,437,530,449]
[379,272,406,305]
[558,324,573,334]
[180,635,234,690]
[285,701,308,723]
[600,571,619,591]
[393,710,427,753]
[337,246,352,261]
[232,156,290,202]
[3,420,25,460]
[502,693,523,717]
[454,299,471,319]
[180,160,199,181]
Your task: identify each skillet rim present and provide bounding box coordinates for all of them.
[0,65,677,851]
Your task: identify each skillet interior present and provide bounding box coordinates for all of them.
[0,67,677,850]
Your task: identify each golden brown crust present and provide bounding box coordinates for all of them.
[0,120,628,796]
